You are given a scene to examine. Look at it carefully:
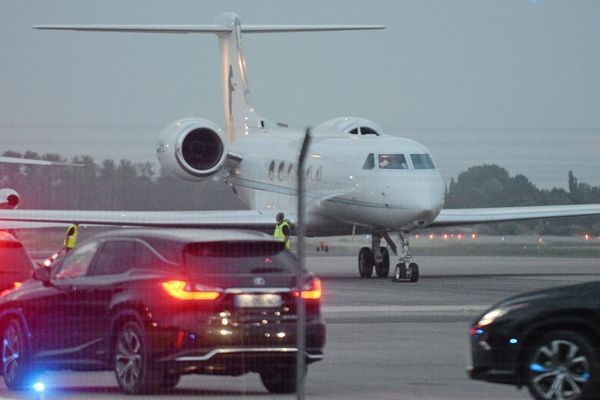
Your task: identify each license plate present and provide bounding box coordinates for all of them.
[235,293,282,308]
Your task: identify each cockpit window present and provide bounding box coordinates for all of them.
[360,127,379,136]
[362,153,375,169]
[378,154,408,169]
[349,128,358,135]
[411,154,436,169]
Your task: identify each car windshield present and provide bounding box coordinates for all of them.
[0,241,32,273]
[183,241,297,274]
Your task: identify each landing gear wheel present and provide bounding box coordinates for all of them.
[375,247,390,278]
[2,319,31,390]
[114,320,158,394]
[408,263,419,282]
[394,262,407,281]
[525,330,599,400]
[358,247,374,278]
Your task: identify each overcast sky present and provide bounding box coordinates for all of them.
[2,0,599,189]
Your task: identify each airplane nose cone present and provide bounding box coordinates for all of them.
[383,171,445,226]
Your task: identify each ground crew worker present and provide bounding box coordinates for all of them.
[63,223,78,252]
[273,212,291,250]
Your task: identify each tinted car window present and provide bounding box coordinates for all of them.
[54,242,98,280]
[0,241,32,273]
[144,238,181,264]
[135,242,162,269]
[92,240,135,276]
[184,241,296,274]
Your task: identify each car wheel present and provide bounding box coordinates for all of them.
[375,247,390,278]
[2,319,31,390]
[114,320,158,394]
[260,364,305,394]
[358,247,373,278]
[526,330,600,400]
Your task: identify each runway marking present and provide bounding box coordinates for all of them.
[323,305,488,313]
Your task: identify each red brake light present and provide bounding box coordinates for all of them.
[0,281,23,297]
[293,277,322,300]
[161,280,221,301]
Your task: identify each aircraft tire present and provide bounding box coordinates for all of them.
[375,247,390,278]
[409,263,419,282]
[358,247,374,278]
[394,262,407,281]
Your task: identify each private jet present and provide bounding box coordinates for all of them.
[1,12,599,281]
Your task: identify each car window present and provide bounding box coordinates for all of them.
[183,241,297,275]
[135,242,162,269]
[91,240,135,276]
[54,242,98,280]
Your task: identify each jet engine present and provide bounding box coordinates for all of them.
[0,189,20,209]
[156,118,227,181]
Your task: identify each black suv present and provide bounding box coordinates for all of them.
[0,231,34,294]
[469,281,600,400]
[0,229,325,394]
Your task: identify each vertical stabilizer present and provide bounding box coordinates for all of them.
[213,13,263,144]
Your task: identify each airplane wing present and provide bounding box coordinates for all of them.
[0,209,286,232]
[430,204,600,227]
[0,156,86,167]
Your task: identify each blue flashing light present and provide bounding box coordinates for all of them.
[475,329,484,335]
[33,382,45,392]
[582,373,590,382]
[529,363,547,372]
[189,334,196,340]
[509,338,518,344]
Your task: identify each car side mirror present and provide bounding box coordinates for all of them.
[32,267,52,286]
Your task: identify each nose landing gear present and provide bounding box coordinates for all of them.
[392,233,419,283]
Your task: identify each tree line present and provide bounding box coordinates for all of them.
[444,164,600,235]
[2,151,599,235]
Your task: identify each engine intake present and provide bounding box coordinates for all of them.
[157,118,227,181]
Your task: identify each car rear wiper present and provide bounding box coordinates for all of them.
[250,266,285,274]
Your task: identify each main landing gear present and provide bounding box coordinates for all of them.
[357,232,419,282]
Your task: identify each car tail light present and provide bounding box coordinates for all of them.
[293,277,322,300]
[0,281,22,297]
[161,280,221,300]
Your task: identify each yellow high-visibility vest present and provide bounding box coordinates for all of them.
[63,224,78,249]
[274,221,291,250]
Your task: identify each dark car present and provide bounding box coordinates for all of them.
[468,281,600,400]
[0,228,325,394]
[0,231,35,294]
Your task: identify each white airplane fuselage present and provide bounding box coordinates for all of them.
[227,127,445,236]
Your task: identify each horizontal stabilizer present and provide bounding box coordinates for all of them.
[32,25,232,33]
[33,24,385,34]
